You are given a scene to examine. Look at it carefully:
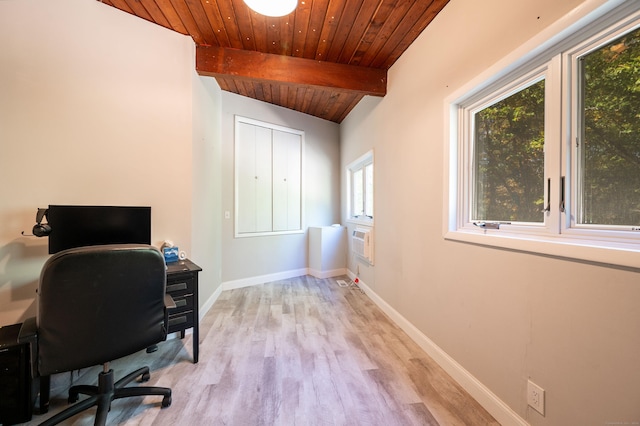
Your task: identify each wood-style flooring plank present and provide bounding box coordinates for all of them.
[23,275,498,426]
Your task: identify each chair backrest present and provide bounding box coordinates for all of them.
[37,244,167,376]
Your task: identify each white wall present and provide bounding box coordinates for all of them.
[341,0,640,425]
[191,74,223,310]
[0,0,222,324]
[220,92,340,285]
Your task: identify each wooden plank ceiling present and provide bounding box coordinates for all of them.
[100,0,450,123]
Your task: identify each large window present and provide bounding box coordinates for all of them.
[447,2,640,267]
[348,151,374,223]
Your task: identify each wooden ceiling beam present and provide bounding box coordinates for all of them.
[196,45,387,97]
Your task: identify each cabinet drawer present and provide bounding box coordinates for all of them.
[166,275,194,296]
[168,294,193,315]
[167,310,194,333]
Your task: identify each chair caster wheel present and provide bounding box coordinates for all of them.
[140,372,150,382]
[161,396,172,408]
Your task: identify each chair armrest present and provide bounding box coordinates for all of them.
[18,317,37,343]
[18,317,39,379]
[164,294,176,309]
[160,294,176,341]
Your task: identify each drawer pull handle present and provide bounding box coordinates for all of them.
[167,283,187,292]
[174,299,187,308]
[168,316,187,326]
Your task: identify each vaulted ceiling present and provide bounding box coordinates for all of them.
[100,0,450,122]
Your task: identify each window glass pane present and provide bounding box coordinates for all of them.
[352,168,364,217]
[579,26,640,226]
[473,80,545,222]
[365,163,374,217]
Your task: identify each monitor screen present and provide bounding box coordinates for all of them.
[47,205,151,254]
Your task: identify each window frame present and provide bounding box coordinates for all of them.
[347,150,374,225]
[445,0,640,269]
[565,16,640,240]
[462,66,559,237]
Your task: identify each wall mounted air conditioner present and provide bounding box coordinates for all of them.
[352,228,373,265]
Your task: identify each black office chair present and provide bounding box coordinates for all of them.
[20,244,174,426]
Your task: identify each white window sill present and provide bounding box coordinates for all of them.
[445,229,640,270]
[346,218,374,227]
[235,229,305,238]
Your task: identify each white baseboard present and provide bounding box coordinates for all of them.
[345,270,527,426]
[308,267,347,279]
[199,283,223,321]
[221,268,308,291]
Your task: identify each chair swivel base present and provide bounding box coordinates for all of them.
[39,365,171,426]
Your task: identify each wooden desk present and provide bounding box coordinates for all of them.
[165,259,202,363]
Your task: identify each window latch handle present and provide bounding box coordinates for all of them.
[560,176,565,213]
[543,178,551,212]
[473,222,501,229]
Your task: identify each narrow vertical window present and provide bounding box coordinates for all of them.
[365,162,374,218]
[352,168,364,217]
[578,26,640,227]
[348,151,374,223]
[472,79,546,223]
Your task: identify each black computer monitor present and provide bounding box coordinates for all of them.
[47,205,151,254]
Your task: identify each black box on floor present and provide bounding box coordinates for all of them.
[0,323,37,425]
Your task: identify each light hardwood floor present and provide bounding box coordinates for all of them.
[24,275,499,426]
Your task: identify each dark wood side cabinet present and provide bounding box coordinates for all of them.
[165,259,202,363]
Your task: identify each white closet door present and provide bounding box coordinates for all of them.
[272,130,301,231]
[237,122,272,234]
[237,122,256,234]
[254,126,273,232]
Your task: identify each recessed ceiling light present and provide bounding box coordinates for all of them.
[243,0,298,17]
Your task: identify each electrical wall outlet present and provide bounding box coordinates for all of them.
[527,379,545,416]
